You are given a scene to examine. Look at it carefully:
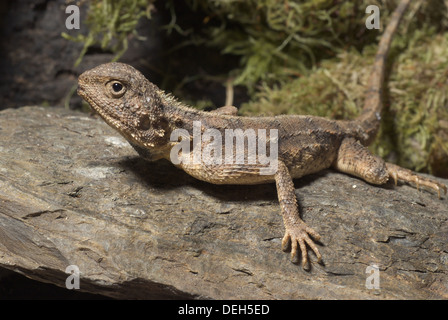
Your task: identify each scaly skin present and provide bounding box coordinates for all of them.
[77,0,446,269]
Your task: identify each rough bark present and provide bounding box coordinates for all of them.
[0,106,447,299]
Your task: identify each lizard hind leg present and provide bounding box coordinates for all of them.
[333,137,389,185]
[334,137,447,198]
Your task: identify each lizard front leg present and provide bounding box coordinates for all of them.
[275,160,322,269]
[209,105,238,116]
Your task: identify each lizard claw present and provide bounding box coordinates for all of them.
[282,223,322,270]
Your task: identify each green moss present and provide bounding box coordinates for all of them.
[183,0,387,90]
[62,0,154,66]
[386,29,448,176]
[238,46,367,119]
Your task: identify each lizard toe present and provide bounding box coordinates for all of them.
[283,224,322,269]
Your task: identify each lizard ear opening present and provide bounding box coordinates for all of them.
[106,80,126,98]
[138,115,151,130]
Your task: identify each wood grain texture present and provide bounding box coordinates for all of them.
[0,106,447,299]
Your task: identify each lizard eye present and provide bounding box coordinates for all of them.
[112,82,123,92]
[107,81,126,98]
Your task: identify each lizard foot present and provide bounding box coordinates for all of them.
[282,222,322,270]
[386,163,447,199]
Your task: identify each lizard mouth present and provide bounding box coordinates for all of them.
[77,87,88,106]
[77,84,125,132]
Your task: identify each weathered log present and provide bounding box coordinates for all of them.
[0,106,447,299]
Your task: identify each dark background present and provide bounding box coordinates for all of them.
[0,0,244,111]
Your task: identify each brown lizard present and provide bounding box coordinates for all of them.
[77,0,446,269]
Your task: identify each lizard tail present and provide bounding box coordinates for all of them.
[356,0,410,145]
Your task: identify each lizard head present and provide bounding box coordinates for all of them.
[78,62,171,160]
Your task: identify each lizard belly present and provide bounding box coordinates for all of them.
[175,143,339,185]
[176,162,276,185]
